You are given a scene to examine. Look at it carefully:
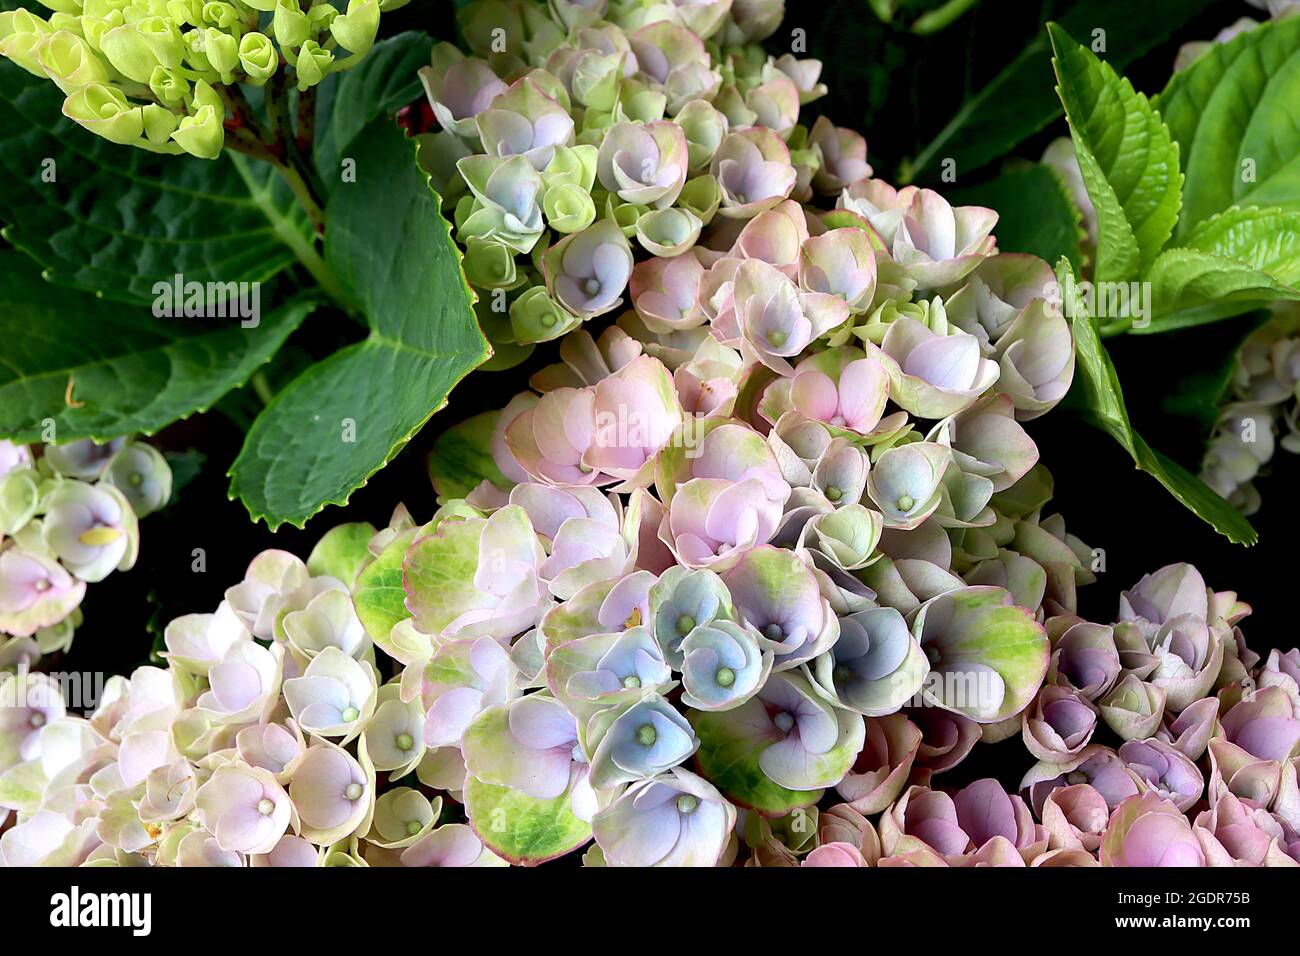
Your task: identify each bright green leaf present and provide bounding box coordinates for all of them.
[1049,23,1182,283]
[0,252,313,443]
[1059,258,1257,545]
[1157,16,1300,237]
[227,118,489,528]
[1139,247,1300,335]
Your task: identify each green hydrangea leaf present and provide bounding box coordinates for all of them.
[314,32,435,186]
[1156,16,1300,238]
[1049,23,1182,284]
[0,61,312,304]
[427,411,510,500]
[0,252,313,443]
[1059,258,1257,545]
[228,117,489,528]
[462,775,592,866]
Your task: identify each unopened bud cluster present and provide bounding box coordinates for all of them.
[0,0,397,158]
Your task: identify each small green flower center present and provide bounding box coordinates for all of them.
[344,783,363,801]
[715,666,735,688]
[341,706,360,723]
[540,311,557,327]
[764,623,784,642]
[129,472,144,486]
[833,664,853,685]
[676,794,699,815]
[406,819,423,836]
[34,578,51,593]
[622,675,642,689]
[767,330,787,348]
[583,278,601,297]
[896,494,915,512]
[635,723,658,747]
[773,712,796,733]
[825,485,842,502]
[396,733,414,751]
[256,798,275,816]
[676,614,696,635]
[29,713,45,728]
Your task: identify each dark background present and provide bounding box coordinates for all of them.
[56,1,1295,706]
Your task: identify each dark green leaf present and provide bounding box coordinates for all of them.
[0,61,312,304]
[228,118,488,529]
[427,410,510,500]
[0,252,313,442]
[906,0,1214,182]
[949,162,1084,269]
[313,32,435,185]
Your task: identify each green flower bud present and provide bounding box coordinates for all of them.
[170,102,222,158]
[148,64,188,104]
[462,237,519,290]
[543,182,596,235]
[677,174,721,226]
[571,52,620,112]
[606,196,646,237]
[200,1,238,28]
[237,31,276,85]
[135,16,183,69]
[190,78,222,114]
[98,23,160,82]
[0,9,54,77]
[0,468,40,535]
[636,206,702,257]
[329,0,378,56]
[37,30,109,94]
[166,0,204,26]
[292,38,332,90]
[62,82,143,145]
[541,144,597,193]
[509,285,581,345]
[307,2,338,34]
[203,27,237,82]
[180,27,212,73]
[47,12,82,33]
[273,0,309,48]
[141,102,177,145]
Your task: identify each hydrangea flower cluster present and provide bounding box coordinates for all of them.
[0,0,398,159]
[1196,304,1300,514]
[3,492,1296,866]
[0,438,171,662]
